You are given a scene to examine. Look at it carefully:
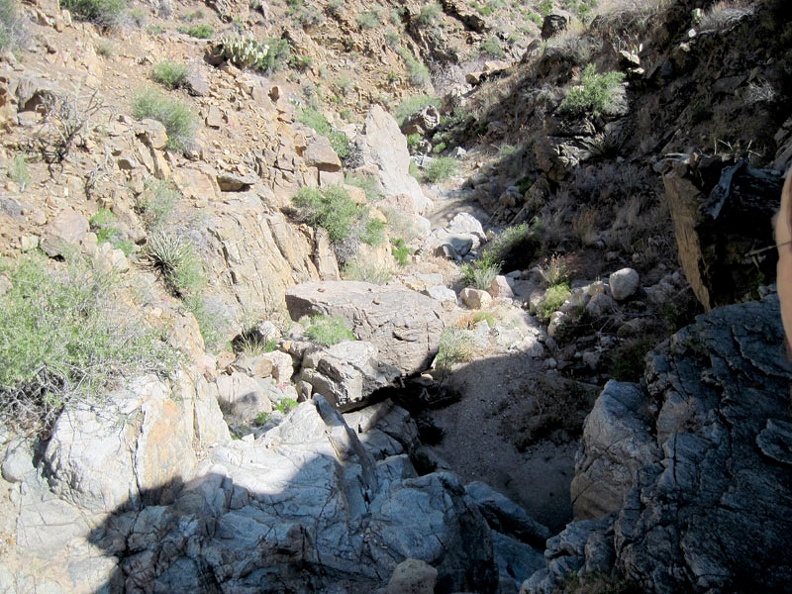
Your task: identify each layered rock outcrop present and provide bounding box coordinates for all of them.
[525,295,792,594]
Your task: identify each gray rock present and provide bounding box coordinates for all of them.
[286,281,445,375]
[88,396,499,593]
[528,295,792,594]
[298,340,401,409]
[1,437,34,482]
[608,267,640,301]
[387,558,437,594]
[423,285,457,303]
[466,482,552,548]
[356,105,432,215]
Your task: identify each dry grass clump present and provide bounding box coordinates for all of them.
[697,1,754,33]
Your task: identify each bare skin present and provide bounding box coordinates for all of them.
[775,167,792,356]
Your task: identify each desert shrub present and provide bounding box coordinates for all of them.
[151,60,189,90]
[536,282,570,322]
[461,255,501,290]
[0,253,177,428]
[343,259,392,284]
[536,0,553,16]
[345,173,384,201]
[275,397,298,414]
[62,0,126,29]
[293,186,365,243]
[394,94,440,125]
[697,2,753,33]
[89,209,134,255]
[432,142,447,154]
[406,133,422,151]
[305,315,356,346]
[95,39,114,56]
[481,222,540,271]
[7,152,30,190]
[391,237,412,266]
[136,179,179,229]
[480,36,504,58]
[357,9,380,29]
[298,108,349,160]
[423,156,459,183]
[326,0,344,18]
[181,23,214,38]
[398,47,431,87]
[35,90,104,164]
[131,88,196,152]
[0,0,20,50]
[558,64,625,117]
[541,254,571,287]
[145,232,205,298]
[416,2,441,26]
[560,0,598,21]
[435,327,476,368]
[361,218,386,246]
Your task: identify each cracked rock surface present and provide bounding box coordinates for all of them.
[526,295,792,594]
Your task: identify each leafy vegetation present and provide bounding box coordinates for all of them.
[558,64,625,117]
[293,186,365,243]
[536,282,571,322]
[0,0,19,51]
[89,209,134,255]
[461,255,501,290]
[394,94,440,125]
[135,179,180,230]
[62,0,126,29]
[305,315,356,346]
[131,88,196,152]
[345,173,383,201]
[357,9,380,29]
[422,156,459,183]
[398,47,431,87]
[0,253,176,428]
[416,2,441,26]
[180,23,214,38]
[7,152,30,190]
[297,108,350,160]
[481,222,540,271]
[214,35,291,73]
[435,327,476,368]
[480,36,504,58]
[391,238,412,267]
[151,60,189,90]
[145,232,205,299]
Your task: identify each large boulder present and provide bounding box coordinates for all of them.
[88,396,499,593]
[297,340,401,409]
[355,105,432,215]
[525,295,792,594]
[663,157,782,310]
[286,281,445,375]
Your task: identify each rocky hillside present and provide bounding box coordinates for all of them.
[1,0,792,592]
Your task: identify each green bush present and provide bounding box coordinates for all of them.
[357,9,380,29]
[214,35,291,73]
[559,64,625,118]
[181,23,214,38]
[361,218,385,246]
[151,60,189,90]
[394,94,440,125]
[537,282,570,322]
[345,173,384,201]
[391,238,412,267]
[305,315,356,346]
[435,327,475,368]
[136,179,179,229]
[62,0,126,29]
[145,232,205,298]
[480,36,504,58]
[275,397,298,414]
[560,0,598,21]
[416,2,441,25]
[461,255,501,289]
[298,109,349,160]
[343,259,392,284]
[398,48,431,87]
[0,253,177,428]
[0,0,19,51]
[293,186,365,243]
[89,209,134,255]
[7,152,30,190]
[423,156,459,183]
[131,88,196,152]
[482,222,540,271]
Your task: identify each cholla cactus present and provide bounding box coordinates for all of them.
[215,35,271,71]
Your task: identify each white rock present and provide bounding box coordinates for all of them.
[609,268,640,301]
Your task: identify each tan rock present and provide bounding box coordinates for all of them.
[460,287,493,309]
[304,135,342,172]
[41,208,89,257]
[387,558,437,594]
